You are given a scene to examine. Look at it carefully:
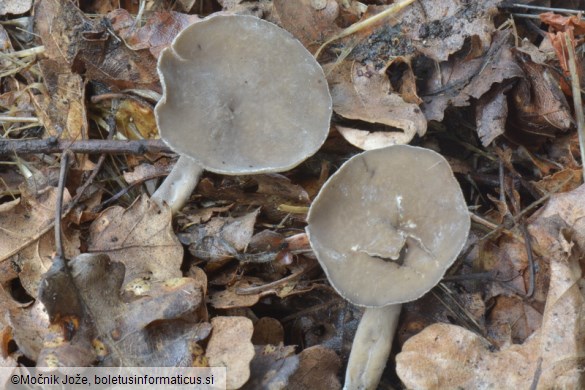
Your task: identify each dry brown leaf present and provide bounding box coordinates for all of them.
[508,50,573,143]
[271,0,340,53]
[0,187,70,263]
[180,204,234,226]
[115,99,158,140]
[528,184,585,250]
[242,344,298,390]
[108,9,201,59]
[0,0,32,15]
[252,317,285,345]
[397,322,540,388]
[0,84,35,122]
[487,295,542,344]
[208,280,262,310]
[88,195,182,284]
[31,59,88,140]
[475,84,511,146]
[206,316,255,389]
[402,0,501,62]
[209,259,318,309]
[16,227,80,299]
[179,209,260,263]
[397,186,585,389]
[478,232,550,305]
[540,12,585,35]
[38,253,209,366]
[327,61,426,149]
[254,174,310,203]
[288,345,341,390]
[6,300,49,362]
[532,168,583,195]
[34,0,159,90]
[123,162,172,185]
[197,176,310,223]
[420,30,523,122]
[539,13,585,96]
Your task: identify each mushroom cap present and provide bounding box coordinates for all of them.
[307,145,470,308]
[155,14,332,175]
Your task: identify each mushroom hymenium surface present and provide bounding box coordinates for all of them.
[155,14,332,175]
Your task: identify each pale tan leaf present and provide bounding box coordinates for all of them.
[327,61,426,150]
[88,195,182,284]
[207,316,255,389]
[0,187,70,263]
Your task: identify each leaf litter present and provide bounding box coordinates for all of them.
[1,0,585,388]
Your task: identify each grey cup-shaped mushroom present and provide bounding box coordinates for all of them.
[307,145,470,389]
[151,14,332,213]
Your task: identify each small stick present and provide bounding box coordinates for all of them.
[0,138,171,156]
[0,116,40,123]
[565,32,585,183]
[502,3,585,15]
[55,151,72,259]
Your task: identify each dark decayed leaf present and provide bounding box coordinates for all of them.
[38,253,209,366]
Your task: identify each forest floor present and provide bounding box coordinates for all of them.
[1,0,585,389]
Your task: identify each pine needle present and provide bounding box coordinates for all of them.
[314,0,416,59]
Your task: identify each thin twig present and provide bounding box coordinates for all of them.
[565,33,585,183]
[0,116,40,123]
[518,222,535,297]
[0,138,171,156]
[235,261,318,295]
[55,151,72,259]
[10,46,45,58]
[501,3,585,15]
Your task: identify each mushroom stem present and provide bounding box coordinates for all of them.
[150,155,203,214]
[344,304,402,390]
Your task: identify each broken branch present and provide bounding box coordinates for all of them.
[0,138,171,156]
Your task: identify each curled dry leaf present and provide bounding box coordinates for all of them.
[209,259,318,309]
[123,162,172,185]
[208,279,263,310]
[88,194,182,284]
[38,253,209,366]
[206,316,255,389]
[327,61,426,150]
